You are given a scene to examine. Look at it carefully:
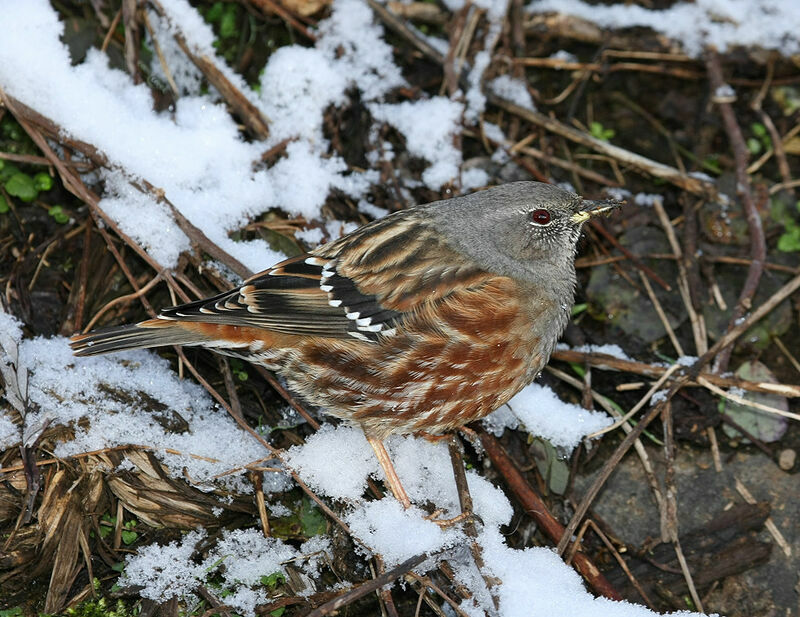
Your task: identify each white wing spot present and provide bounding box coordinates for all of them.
[348,331,372,342]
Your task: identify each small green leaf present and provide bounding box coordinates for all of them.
[49,205,69,224]
[220,4,238,39]
[33,172,53,191]
[0,162,18,183]
[778,231,800,252]
[299,497,327,536]
[205,2,224,22]
[121,529,138,545]
[746,137,762,155]
[5,172,37,202]
[0,607,24,617]
[260,571,286,587]
[571,303,587,316]
[0,195,9,214]
[751,122,767,137]
[111,561,126,572]
[270,608,286,617]
[568,362,585,378]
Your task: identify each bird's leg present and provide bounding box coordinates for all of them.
[367,436,411,509]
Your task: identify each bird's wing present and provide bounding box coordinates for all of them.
[159,213,487,342]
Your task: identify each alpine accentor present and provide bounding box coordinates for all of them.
[71,181,619,506]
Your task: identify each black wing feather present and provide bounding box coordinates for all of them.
[158,254,404,341]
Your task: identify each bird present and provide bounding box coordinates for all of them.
[71,181,619,508]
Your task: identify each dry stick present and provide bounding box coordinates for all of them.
[697,377,800,422]
[148,0,270,140]
[555,270,800,556]
[406,573,474,617]
[773,336,800,376]
[248,0,318,42]
[750,58,794,197]
[122,0,141,84]
[442,5,471,97]
[84,273,164,332]
[141,9,180,98]
[475,427,622,601]
[639,271,683,357]
[73,222,93,332]
[367,0,444,64]
[488,94,717,197]
[550,349,800,398]
[652,198,707,354]
[100,8,122,53]
[306,554,427,617]
[254,366,321,430]
[734,478,791,558]
[705,50,766,374]
[516,144,618,186]
[250,471,271,538]
[661,401,704,612]
[447,436,499,612]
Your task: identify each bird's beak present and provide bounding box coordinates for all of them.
[570,199,623,224]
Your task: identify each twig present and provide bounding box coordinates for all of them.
[734,477,791,558]
[448,435,499,612]
[587,364,681,439]
[83,272,164,332]
[306,554,426,617]
[639,271,683,356]
[698,376,800,422]
[551,348,800,398]
[475,427,622,600]
[661,400,704,611]
[366,0,444,64]
[652,197,707,354]
[705,50,766,374]
[488,94,717,197]
[122,0,141,84]
[248,0,317,42]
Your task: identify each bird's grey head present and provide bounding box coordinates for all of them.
[426,181,619,282]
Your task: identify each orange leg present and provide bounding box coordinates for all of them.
[367,436,411,509]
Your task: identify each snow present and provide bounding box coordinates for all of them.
[285,424,380,501]
[370,97,465,189]
[527,0,800,58]
[345,499,461,566]
[16,336,281,491]
[503,383,612,450]
[121,528,332,616]
[490,75,536,111]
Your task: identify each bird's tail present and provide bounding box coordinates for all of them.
[70,318,208,356]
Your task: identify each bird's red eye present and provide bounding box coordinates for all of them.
[530,209,551,225]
